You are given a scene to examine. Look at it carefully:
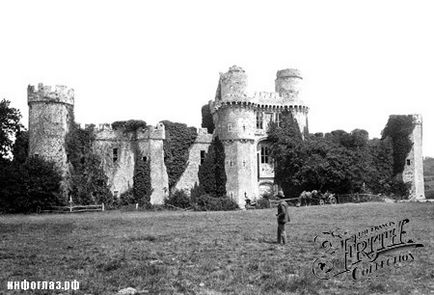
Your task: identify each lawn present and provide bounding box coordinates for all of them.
[0,202,433,295]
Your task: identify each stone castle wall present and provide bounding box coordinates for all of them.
[211,66,310,207]
[28,83,74,176]
[402,114,425,201]
[28,67,426,209]
[92,123,169,204]
[173,128,213,194]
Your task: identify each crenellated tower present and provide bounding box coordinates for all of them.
[211,66,310,207]
[212,66,258,207]
[28,83,74,175]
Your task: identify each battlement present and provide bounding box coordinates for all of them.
[92,122,165,141]
[276,68,302,79]
[28,83,74,105]
[253,91,280,100]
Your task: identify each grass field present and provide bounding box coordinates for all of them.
[0,202,433,295]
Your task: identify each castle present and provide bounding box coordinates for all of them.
[27,66,425,207]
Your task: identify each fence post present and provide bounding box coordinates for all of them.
[69,196,73,213]
[102,203,105,212]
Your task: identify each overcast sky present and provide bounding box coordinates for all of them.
[0,0,432,157]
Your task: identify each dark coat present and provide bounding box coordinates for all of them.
[276,202,290,224]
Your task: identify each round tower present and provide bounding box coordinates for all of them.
[219,65,248,101]
[28,83,74,174]
[275,68,303,100]
[275,68,309,134]
[213,66,258,208]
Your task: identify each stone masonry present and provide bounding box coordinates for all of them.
[401,114,426,201]
[27,66,426,207]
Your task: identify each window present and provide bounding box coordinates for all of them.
[113,148,118,163]
[200,150,206,164]
[407,159,411,166]
[261,146,271,164]
[256,112,263,129]
[276,113,282,127]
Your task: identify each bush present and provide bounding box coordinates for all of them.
[111,120,147,132]
[164,190,191,209]
[192,194,239,211]
[425,190,434,199]
[389,178,411,198]
[0,156,63,213]
[255,197,271,209]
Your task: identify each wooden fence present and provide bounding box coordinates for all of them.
[335,193,386,204]
[268,193,385,207]
[41,204,105,214]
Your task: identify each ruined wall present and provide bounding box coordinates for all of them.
[28,83,74,176]
[137,123,169,204]
[402,114,425,201]
[173,128,212,194]
[92,125,136,198]
[92,123,169,205]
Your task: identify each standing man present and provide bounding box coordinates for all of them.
[276,200,290,245]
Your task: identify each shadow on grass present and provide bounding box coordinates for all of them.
[258,237,278,244]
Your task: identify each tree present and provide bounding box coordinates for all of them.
[267,111,304,197]
[201,104,215,133]
[197,136,227,197]
[381,115,415,176]
[0,99,23,161]
[12,130,29,164]
[0,156,63,213]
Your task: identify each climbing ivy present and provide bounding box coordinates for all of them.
[111,120,147,133]
[133,158,153,208]
[65,124,115,207]
[381,115,415,176]
[162,121,197,189]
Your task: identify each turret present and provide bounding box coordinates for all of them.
[219,65,249,101]
[275,68,303,100]
[213,66,258,207]
[27,83,74,175]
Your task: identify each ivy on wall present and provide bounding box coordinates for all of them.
[381,115,415,176]
[162,121,197,190]
[65,124,115,207]
[132,157,153,208]
[111,120,147,133]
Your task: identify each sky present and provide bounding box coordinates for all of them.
[0,0,433,157]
